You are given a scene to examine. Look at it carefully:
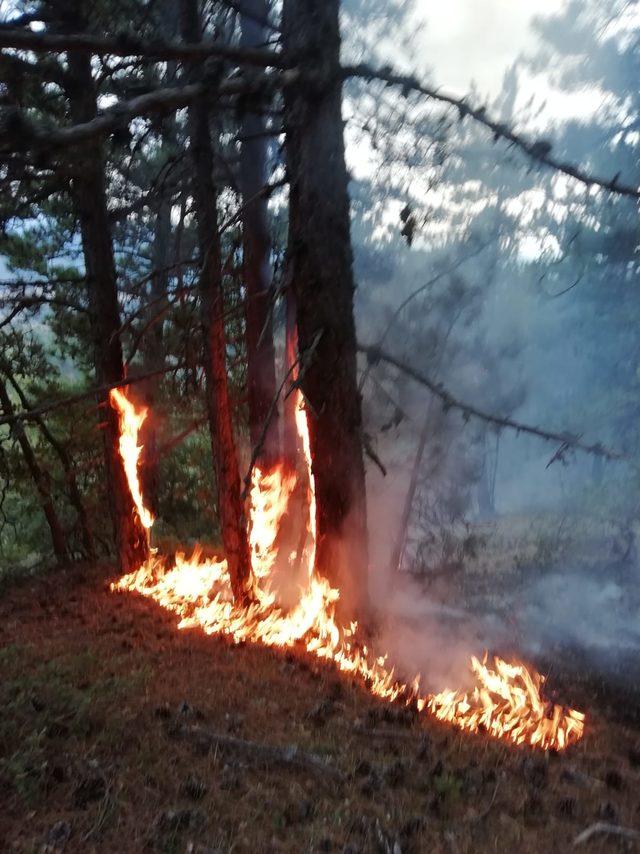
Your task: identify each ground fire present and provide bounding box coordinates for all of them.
[109,387,585,752]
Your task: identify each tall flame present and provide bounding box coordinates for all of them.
[109,388,154,530]
[109,388,585,752]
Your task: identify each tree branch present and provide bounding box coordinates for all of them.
[0,28,284,68]
[344,63,640,199]
[0,364,186,428]
[0,71,296,153]
[358,344,624,462]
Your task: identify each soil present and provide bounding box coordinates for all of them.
[2,563,640,853]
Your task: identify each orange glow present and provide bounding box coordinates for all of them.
[109,388,585,752]
[427,655,585,751]
[109,387,154,530]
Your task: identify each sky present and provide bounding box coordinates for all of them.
[405,0,609,130]
[413,0,566,97]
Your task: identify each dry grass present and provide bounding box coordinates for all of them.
[1,564,640,853]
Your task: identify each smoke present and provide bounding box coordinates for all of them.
[345,0,640,692]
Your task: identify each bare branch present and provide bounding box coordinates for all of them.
[0,363,187,428]
[358,344,624,462]
[0,71,297,154]
[344,64,640,199]
[0,28,284,68]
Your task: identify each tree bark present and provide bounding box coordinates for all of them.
[282,0,369,614]
[283,288,299,470]
[180,0,252,603]
[64,40,149,573]
[140,188,171,514]
[139,0,180,514]
[0,376,68,565]
[239,0,278,467]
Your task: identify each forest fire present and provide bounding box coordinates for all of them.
[109,389,585,752]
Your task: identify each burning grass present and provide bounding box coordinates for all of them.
[0,563,638,853]
[109,389,585,753]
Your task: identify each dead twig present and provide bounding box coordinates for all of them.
[465,782,500,824]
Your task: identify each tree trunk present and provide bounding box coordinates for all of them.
[64,45,149,574]
[239,0,278,466]
[282,289,299,470]
[181,0,252,603]
[282,0,369,614]
[140,175,172,513]
[0,376,68,565]
[140,0,180,513]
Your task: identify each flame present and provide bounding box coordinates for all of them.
[108,388,585,752]
[427,655,586,751]
[294,393,317,578]
[109,387,154,530]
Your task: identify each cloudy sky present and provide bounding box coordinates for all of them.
[413,0,565,96]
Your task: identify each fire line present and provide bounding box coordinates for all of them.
[109,387,585,752]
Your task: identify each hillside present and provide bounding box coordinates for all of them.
[2,565,640,853]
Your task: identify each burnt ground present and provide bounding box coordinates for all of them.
[2,565,640,853]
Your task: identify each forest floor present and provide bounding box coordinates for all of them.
[2,563,640,853]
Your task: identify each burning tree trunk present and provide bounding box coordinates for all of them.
[239,0,278,466]
[64,44,149,573]
[140,190,171,514]
[181,0,252,603]
[0,376,68,565]
[282,0,369,613]
[283,290,299,470]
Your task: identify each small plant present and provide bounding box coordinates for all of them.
[1,729,47,804]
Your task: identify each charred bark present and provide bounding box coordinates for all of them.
[282,288,299,470]
[181,0,252,603]
[63,34,149,573]
[282,0,369,613]
[0,376,68,565]
[239,0,278,466]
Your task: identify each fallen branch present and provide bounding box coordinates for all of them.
[0,28,284,68]
[344,63,640,199]
[176,724,345,781]
[574,823,640,846]
[358,344,624,462]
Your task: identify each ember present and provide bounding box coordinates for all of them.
[109,388,585,752]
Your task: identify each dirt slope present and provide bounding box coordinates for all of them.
[1,565,639,853]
